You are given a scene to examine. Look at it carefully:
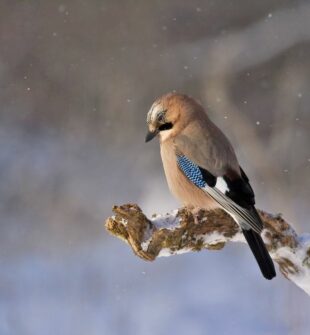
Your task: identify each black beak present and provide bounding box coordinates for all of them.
[145,129,159,142]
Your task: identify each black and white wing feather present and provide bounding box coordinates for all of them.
[177,155,263,233]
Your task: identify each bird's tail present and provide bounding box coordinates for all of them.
[242,228,276,280]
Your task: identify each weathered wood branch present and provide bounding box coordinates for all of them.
[105,204,310,296]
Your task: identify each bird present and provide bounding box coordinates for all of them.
[145,92,276,280]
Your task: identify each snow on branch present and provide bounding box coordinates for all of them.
[105,204,310,296]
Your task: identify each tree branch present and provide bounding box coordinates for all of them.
[105,204,310,296]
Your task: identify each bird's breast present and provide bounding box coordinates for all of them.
[160,141,218,210]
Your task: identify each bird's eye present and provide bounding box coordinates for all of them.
[157,111,166,123]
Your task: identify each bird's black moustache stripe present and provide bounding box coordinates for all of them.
[158,122,173,131]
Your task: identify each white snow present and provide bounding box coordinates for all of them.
[120,218,128,226]
[141,210,181,252]
[230,231,245,243]
[272,233,310,295]
[141,222,154,252]
[151,210,180,230]
[141,238,151,252]
[138,208,310,296]
[158,247,192,257]
[200,232,225,245]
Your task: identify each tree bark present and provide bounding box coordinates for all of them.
[105,204,310,296]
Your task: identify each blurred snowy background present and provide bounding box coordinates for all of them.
[1,0,310,334]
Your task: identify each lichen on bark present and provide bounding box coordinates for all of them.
[105,204,310,296]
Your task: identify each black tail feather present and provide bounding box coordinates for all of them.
[242,229,276,280]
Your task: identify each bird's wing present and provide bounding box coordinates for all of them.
[174,120,240,177]
[177,155,263,234]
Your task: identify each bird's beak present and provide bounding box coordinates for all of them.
[145,129,159,142]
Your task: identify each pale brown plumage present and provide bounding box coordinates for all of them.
[147,93,240,209]
[160,137,217,209]
[145,92,276,280]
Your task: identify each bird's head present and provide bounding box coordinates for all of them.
[145,92,203,143]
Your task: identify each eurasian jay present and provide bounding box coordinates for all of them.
[145,93,276,280]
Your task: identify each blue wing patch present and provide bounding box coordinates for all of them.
[176,155,263,233]
[177,155,206,188]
